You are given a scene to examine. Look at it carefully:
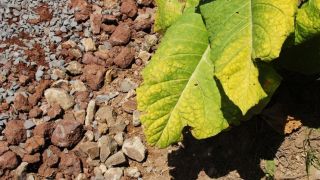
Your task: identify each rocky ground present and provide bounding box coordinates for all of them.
[1,0,320,180]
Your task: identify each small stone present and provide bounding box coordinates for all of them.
[29,107,42,118]
[125,167,141,178]
[24,136,45,154]
[82,52,106,66]
[105,151,126,167]
[24,120,36,129]
[66,61,82,75]
[103,0,118,8]
[122,100,137,114]
[120,0,138,17]
[90,13,102,34]
[99,164,107,173]
[98,135,117,162]
[122,136,146,162]
[74,110,86,124]
[120,78,138,93]
[79,142,100,159]
[96,92,119,104]
[28,80,51,106]
[4,120,26,145]
[33,122,55,139]
[132,110,141,127]
[104,167,123,180]
[51,119,83,148]
[109,121,127,135]
[83,64,106,90]
[109,24,131,46]
[42,145,60,167]
[114,47,135,68]
[71,80,87,93]
[97,123,108,135]
[14,93,31,112]
[114,132,124,146]
[81,38,96,52]
[85,100,96,126]
[95,105,115,123]
[0,141,9,155]
[38,164,57,178]
[59,152,82,177]
[52,69,66,80]
[138,50,151,62]
[47,104,62,119]
[9,146,27,158]
[0,151,19,170]
[22,153,41,164]
[44,88,75,110]
[13,162,28,179]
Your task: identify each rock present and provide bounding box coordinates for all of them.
[24,120,36,129]
[104,167,123,180]
[42,145,60,167]
[83,64,106,90]
[98,135,118,162]
[0,151,19,170]
[122,136,146,162]
[66,61,82,75]
[52,69,66,80]
[4,120,26,145]
[19,75,30,85]
[97,122,108,135]
[134,12,152,31]
[0,141,9,155]
[44,88,75,110]
[125,167,141,178]
[38,164,57,178]
[105,151,126,167]
[28,80,51,106]
[101,24,116,34]
[120,0,138,17]
[51,119,83,148]
[122,100,137,113]
[74,8,90,22]
[71,80,87,92]
[109,24,131,46]
[104,0,118,8]
[79,142,100,159]
[24,136,45,154]
[47,103,62,119]
[81,38,96,52]
[14,93,31,112]
[29,107,42,118]
[145,34,158,48]
[82,52,106,66]
[109,121,127,135]
[9,145,27,158]
[33,122,55,139]
[85,100,96,126]
[95,105,115,124]
[114,47,135,68]
[70,0,89,10]
[132,110,141,126]
[13,162,28,179]
[119,78,138,93]
[137,0,152,6]
[114,132,124,146]
[138,50,151,62]
[59,152,82,177]
[74,110,86,124]
[22,153,41,164]
[96,92,119,104]
[90,13,102,34]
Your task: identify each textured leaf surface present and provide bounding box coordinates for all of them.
[200,0,297,114]
[295,0,320,44]
[137,13,229,148]
[154,0,199,32]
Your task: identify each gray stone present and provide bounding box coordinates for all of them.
[104,151,126,167]
[132,110,141,127]
[119,78,137,93]
[85,100,96,126]
[125,167,141,178]
[122,136,146,162]
[79,142,100,159]
[44,88,75,110]
[95,105,115,124]
[104,168,123,180]
[23,120,35,129]
[95,92,119,104]
[98,135,117,162]
[114,132,124,146]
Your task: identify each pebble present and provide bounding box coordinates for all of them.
[114,47,135,68]
[81,38,96,51]
[44,88,75,110]
[66,61,82,75]
[105,151,126,167]
[132,110,141,127]
[104,167,123,180]
[79,142,100,159]
[120,78,138,93]
[122,136,146,162]
[51,119,83,148]
[0,151,19,170]
[23,120,36,129]
[114,132,124,146]
[85,100,96,126]
[4,120,27,145]
[109,24,131,46]
[98,135,117,162]
[95,105,115,124]
[125,167,141,178]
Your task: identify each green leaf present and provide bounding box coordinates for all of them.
[295,0,320,44]
[200,0,297,114]
[137,13,229,148]
[154,0,200,32]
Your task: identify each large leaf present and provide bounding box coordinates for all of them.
[295,0,320,44]
[137,12,229,148]
[154,0,200,32]
[200,0,297,114]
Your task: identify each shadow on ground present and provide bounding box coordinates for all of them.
[168,80,320,180]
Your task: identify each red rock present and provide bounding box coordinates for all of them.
[14,94,31,112]
[83,64,106,90]
[0,141,9,156]
[4,120,26,145]
[33,122,55,139]
[29,106,43,118]
[9,145,27,158]
[90,13,102,34]
[47,103,62,119]
[101,24,116,34]
[43,145,61,167]
[59,152,82,177]
[0,151,19,170]
[74,8,90,22]
[19,75,30,85]
[134,13,153,31]
[94,50,110,60]
[51,119,83,148]
[109,23,131,46]
[120,0,138,17]
[114,47,135,68]
[28,80,51,106]
[69,0,88,11]
[122,100,137,113]
[22,153,41,164]
[38,164,57,178]
[102,14,118,22]
[82,52,106,66]
[24,136,45,154]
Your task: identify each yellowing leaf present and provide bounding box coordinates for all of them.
[200,0,298,114]
[137,13,229,148]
